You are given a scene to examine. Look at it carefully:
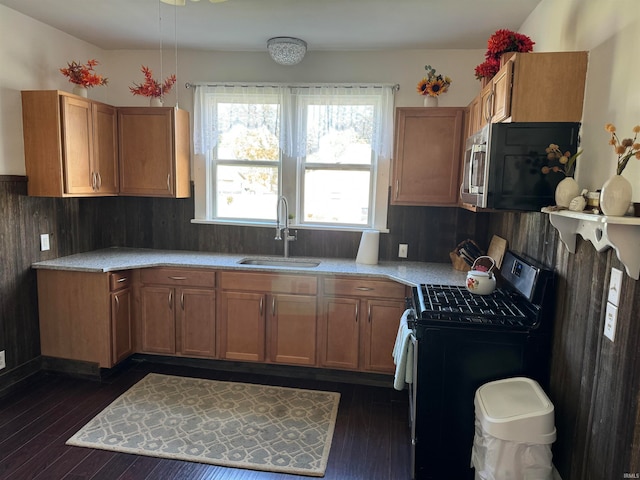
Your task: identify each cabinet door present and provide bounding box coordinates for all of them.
[362,299,406,373]
[118,108,175,197]
[491,61,513,123]
[319,297,360,370]
[219,291,266,362]
[140,286,176,354]
[269,294,317,366]
[111,287,133,365]
[92,103,119,194]
[61,96,94,194]
[467,94,481,137]
[178,288,216,358]
[392,108,464,206]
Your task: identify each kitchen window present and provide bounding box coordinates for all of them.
[192,83,395,231]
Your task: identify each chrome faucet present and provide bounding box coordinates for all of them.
[275,195,296,257]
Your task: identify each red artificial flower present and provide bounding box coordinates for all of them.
[474,29,535,81]
[60,59,108,88]
[129,66,177,98]
[486,29,535,59]
[474,58,500,80]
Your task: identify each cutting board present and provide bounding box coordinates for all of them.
[487,235,507,268]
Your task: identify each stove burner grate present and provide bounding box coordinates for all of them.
[414,284,530,328]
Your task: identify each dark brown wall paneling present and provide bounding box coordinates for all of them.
[486,211,640,480]
[78,188,484,263]
[0,176,83,395]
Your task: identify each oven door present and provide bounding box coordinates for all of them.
[460,125,489,207]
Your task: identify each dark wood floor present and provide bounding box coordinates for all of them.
[0,360,411,480]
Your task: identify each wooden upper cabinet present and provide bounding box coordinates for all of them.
[118,107,191,198]
[488,51,588,123]
[92,102,119,194]
[21,90,118,197]
[392,107,465,206]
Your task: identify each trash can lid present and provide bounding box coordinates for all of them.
[475,377,556,444]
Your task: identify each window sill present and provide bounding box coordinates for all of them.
[190,218,389,234]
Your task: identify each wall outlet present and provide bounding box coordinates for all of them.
[0,351,5,370]
[398,244,408,258]
[604,302,618,342]
[40,233,50,252]
[608,267,623,306]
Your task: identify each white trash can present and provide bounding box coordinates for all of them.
[471,377,556,480]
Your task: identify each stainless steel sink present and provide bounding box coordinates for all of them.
[238,258,320,268]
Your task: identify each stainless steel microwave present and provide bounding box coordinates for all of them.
[460,122,581,210]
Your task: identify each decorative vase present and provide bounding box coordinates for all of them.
[600,174,632,216]
[423,96,438,107]
[72,85,88,98]
[555,177,580,208]
[149,97,163,107]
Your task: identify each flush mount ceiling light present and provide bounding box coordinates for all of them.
[160,0,229,5]
[267,37,307,66]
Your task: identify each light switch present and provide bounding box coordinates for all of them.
[40,234,50,251]
[604,302,617,342]
[608,267,623,306]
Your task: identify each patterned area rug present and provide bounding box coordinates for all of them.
[66,373,340,477]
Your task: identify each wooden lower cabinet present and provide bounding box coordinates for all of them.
[139,268,216,358]
[362,299,406,373]
[320,277,407,373]
[269,294,317,366]
[219,291,266,362]
[37,270,133,368]
[320,297,360,370]
[218,271,318,366]
[37,266,404,376]
[111,282,134,365]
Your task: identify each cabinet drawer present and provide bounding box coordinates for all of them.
[140,268,215,288]
[323,277,406,299]
[220,271,317,295]
[109,271,132,291]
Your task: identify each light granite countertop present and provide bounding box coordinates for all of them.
[32,247,468,287]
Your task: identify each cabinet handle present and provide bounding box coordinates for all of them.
[169,276,187,280]
[168,290,173,309]
[485,90,495,121]
[355,286,373,291]
[91,172,97,191]
[271,297,276,316]
[395,180,399,199]
[115,294,120,313]
[368,304,371,323]
[167,173,171,191]
[117,277,128,283]
[180,292,184,310]
[355,302,359,322]
[97,172,102,190]
[259,297,264,316]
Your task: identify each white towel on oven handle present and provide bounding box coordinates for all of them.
[393,309,414,391]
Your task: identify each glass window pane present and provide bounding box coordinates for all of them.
[305,104,374,165]
[303,169,370,224]
[216,165,278,220]
[217,103,280,162]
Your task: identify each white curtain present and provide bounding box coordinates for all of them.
[288,85,395,159]
[193,83,396,159]
[193,84,287,157]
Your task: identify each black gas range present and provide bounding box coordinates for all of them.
[407,251,556,480]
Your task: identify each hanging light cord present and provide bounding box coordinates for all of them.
[159,0,163,101]
[174,1,179,109]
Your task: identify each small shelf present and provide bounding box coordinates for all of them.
[542,208,640,279]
